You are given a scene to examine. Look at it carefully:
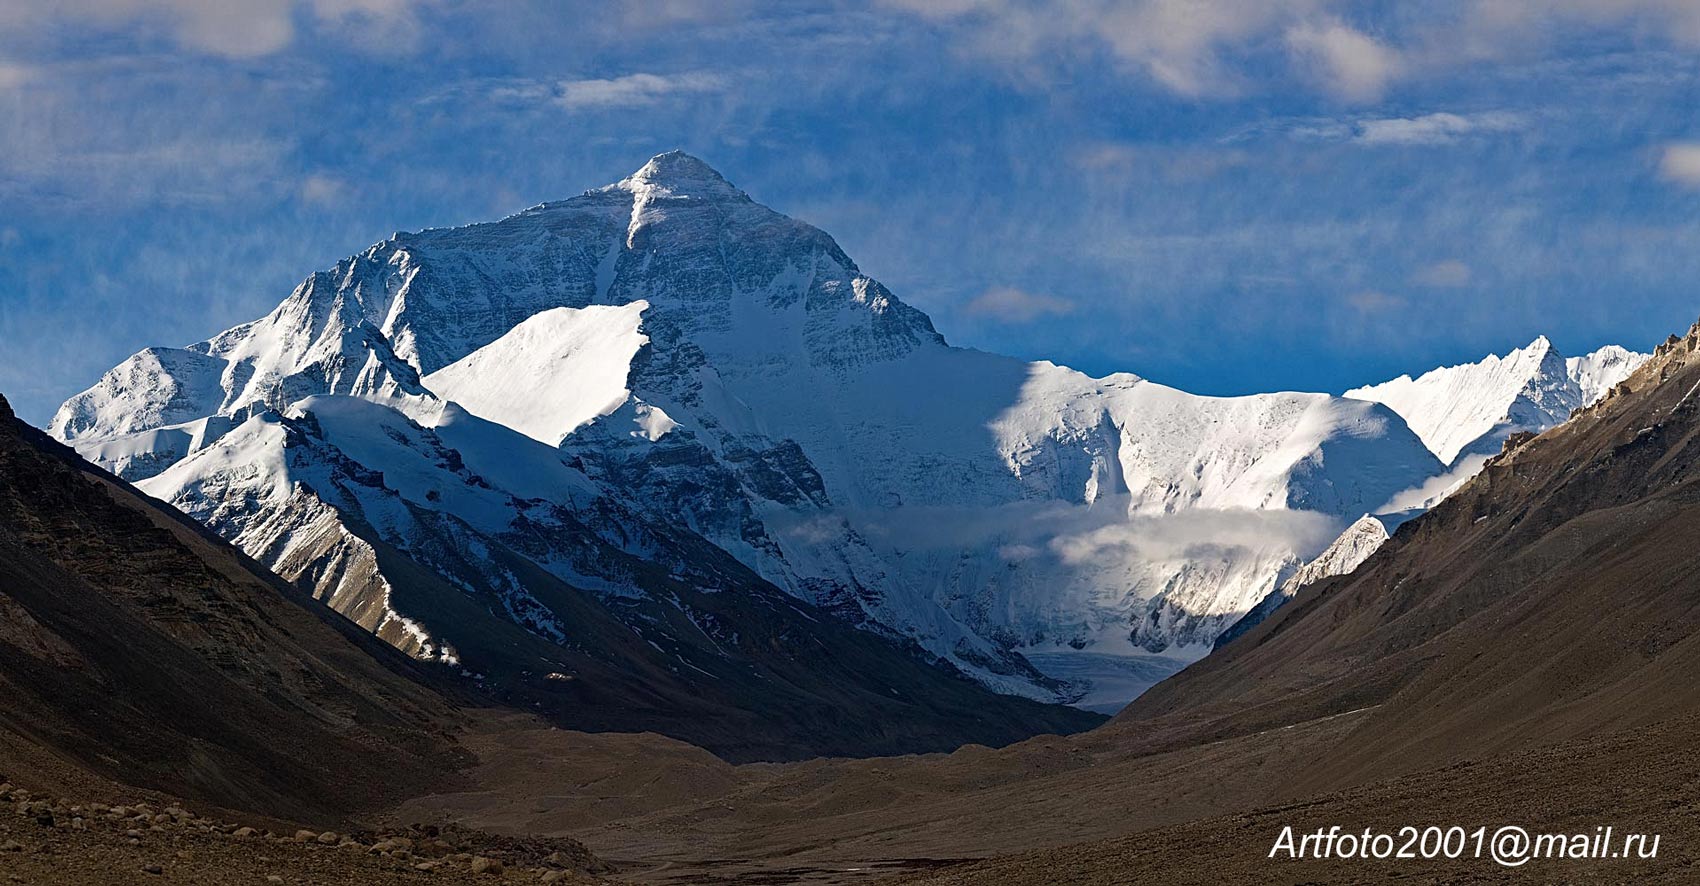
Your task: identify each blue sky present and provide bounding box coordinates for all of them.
[4,1,1700,425]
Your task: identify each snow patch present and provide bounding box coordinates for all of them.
[424,302,650,446]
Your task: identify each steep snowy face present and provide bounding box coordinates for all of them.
[50,347,228,443]
[423,302,651,445]
[54,151,1449,706]
[1346,337,1647,467]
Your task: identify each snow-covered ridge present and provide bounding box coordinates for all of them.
[49,151,1637,709]
[1346,337,1647,467]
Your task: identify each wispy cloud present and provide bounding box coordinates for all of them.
[1071,142,1252,183]
[554,72,728,110]
[1345,290,1404,313]
[1458,0,1700,54]
[0,0,424,59]
[0,62,35,91]
[1658,142,1700,187]
[1048,508,1339,569]
[1355,111,1525,145]
[1411,259,1473,287]
[1285,20,1402,103]
[1231,110,1527,146]
[299,173,349,206]
[964,286,1076,323]
[876,0,1700,102]
[878,0,1330,98]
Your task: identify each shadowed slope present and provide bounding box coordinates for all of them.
[0,393,467,824]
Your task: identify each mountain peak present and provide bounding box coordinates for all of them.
[621,150,743,199]
[1505,335,1561,368]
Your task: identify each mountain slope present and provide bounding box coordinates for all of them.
[53,152,1444,710]
[0,393,467,824]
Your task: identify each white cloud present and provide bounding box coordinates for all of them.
[878,1,1700,102]
[172,0,296,57]
[299,173,348,206]
[1285,20,1402,103]
[1658,142,1700,188]
[964,286,1076,322]
[1048,508,1339,568]
[0,63,35,91]
[1345,290,1403,313]
[1380,453,1489,512]
[877,0,1336,98]
[877,0,987,18]
[1411,259,1472,287]
[1094,0,1318,97]
[1460,0,1700,53]
[310,0,415,19]
[1071,142,1251,183]
[553,72,728,110]
[0,0,424,59]
[1246,111,1525,146]
[615,0,756,28]
[822,495,1339,567]
[1355,111,1524,145]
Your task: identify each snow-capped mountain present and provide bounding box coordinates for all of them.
[1346,337,1647,468]
[53,152,1493,711]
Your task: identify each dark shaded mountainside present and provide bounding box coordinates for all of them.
[880,318,1700,883]
[0,393,469,825]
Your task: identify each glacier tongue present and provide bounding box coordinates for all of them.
[56,151,1603,711]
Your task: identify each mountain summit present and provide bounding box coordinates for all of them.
[616,149,746,199]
